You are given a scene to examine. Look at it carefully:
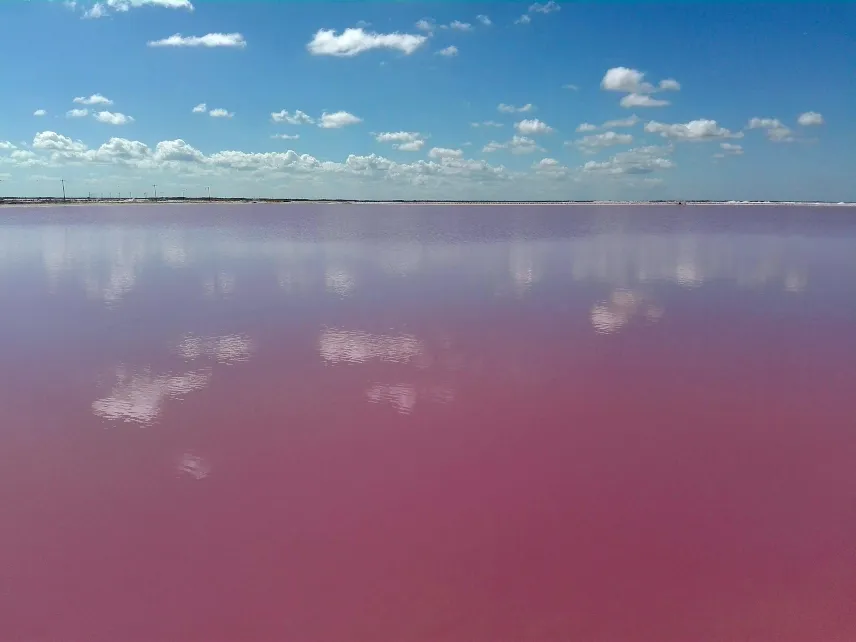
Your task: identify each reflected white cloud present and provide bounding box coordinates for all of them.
[590,288,664,335]
[177,453,211,480]
[366,382,455,415]
[177,333,254,364]
[319,329,424,364]
[203,270,237,299]
[325,266,355,297]
[92,366,211,424]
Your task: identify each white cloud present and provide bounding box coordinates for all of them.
[147,33,247,48]
[713,142,744,158]
[448,20,472,31]
[620,93,670,108]
[0,141,16,150]
[33,131,87,153]
[375,131,426,151]
[209,108,234,119]
[272,133,300,140]
[498,103,535,113]
[747,117,794,143]
[271,109,314,125]
[307,27,427,57]
[107,0,193,10]
[602,114,640,129]
[428,147,463,159]
[74,93,113,106]
[85,0,193,16]
[483,135,543,155]
[645,119,743,142]
[574,131,634,151]
[583,145,675,175]
[602,68,680,108]
[476,14,491,25]
[396,140,425,152]
[797,111,824,126]
[563,84,579,91]
[529,0,560,13]
[192,103,207,113]
[436,45,458,57]
[514,14,531,24]
[472,121,503,128]
[376,131,421,143]
[601,67,655,94]
[66,108,89,118]
[415,19,434,32]
[94,111,135,125]
[515,118,554,135]
[318,111,362,129]
[33,109,47,117]
[576,123,597,132]
[83,3,107,18]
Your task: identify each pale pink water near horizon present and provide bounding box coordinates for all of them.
[1,204,855,641]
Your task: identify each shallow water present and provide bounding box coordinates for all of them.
[1,204,855,642]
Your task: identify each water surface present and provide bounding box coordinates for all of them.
[1,204,855,642]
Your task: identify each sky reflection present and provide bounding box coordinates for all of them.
[2,205,856,642]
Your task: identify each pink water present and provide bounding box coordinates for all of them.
[1,204,855,642]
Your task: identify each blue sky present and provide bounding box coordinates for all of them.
[1,0,853,200]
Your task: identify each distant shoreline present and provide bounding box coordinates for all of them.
[1,198,854,208]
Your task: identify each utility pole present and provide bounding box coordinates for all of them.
[60,178,66,202]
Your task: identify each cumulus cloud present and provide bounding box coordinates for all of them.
[84,0,193,17]
[797,111,824,126]
[747,117,794,142]
[602,68,679,108]
[583,145,675,175]
[448,20,472,31]
[515,118,554,135]
[66,108,89,118]
[415,19,434,32]
[94,111,135,125]
[602,114,640,129]
[148,33,246,48]
[192,103,207,113]
[307,27,427,56]
[620,94,670,108]
[601,67,655,94]
[483,135,543,155]
[318,111,362,129]
[34,109,47,117]
[471,121,503,128]
[576,123,597,133]
[476,14,491,25]
[272,133,300,140]
[436,45,458,57]
[74,93,113,106]
[498,103,535,113]
[573,131,634,152]
[209,108,234,119]
[271,109,314,125]
[713,142,744,158]
[514,14,531,24]
[645,119,743,142]
[529,0,561,13]
[428,147,464,159]
[376,131,426,151]
[33,131,88,153]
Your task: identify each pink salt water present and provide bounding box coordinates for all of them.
[1,204,855,641]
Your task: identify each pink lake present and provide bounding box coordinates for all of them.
[1,204,855,642]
